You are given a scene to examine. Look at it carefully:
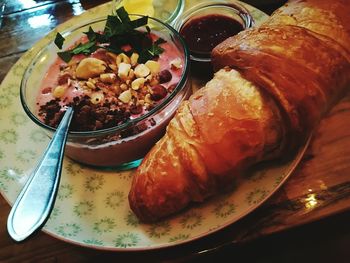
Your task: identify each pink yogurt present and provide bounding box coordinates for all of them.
[36,38,190,167]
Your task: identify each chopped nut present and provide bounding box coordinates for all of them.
[68,60,78,67]
[149,84,167,101]
[130,53,139,66]
[90,78,98,84]
[134,64,150,78]
[145,60,160,74]
[120,83,128,91]
[106,52,119,61]
[100,73,116,84]
[158,69,172,83]
[170,58,182,69]
[76,58,106,79]
[95,81,109,90]
[86,81,96,89]
[90,92,105,104]
[53,85,66,98]
[128,69,135,80]
[118,89,132,103]
[109,63,117,72]
[116,53,131,66]
[144,93,153,104]
[150,77,159,86]
[118,63,132,79]
[131,77,146,90]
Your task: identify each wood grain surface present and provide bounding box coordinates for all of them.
[0,0,349,262]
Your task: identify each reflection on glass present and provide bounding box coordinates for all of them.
[19,0,37,9]
[72,4,84,16]
[27,14,52,29]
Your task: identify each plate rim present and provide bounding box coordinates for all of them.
[0,1,309,252]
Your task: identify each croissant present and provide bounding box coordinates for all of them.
[128,0,350,222]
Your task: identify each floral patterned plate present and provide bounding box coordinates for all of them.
[0,1,306,251]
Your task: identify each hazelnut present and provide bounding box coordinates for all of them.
[134,64,150,78]
[109,63,117,72]
[120,83,128,91]
[53,85,66,98]
[144,93,153,104]
[116,53,131,66]
[130,53,139,66]
[158,70,172,83]
[131,77,146,90]
[86,81,96,89]
[100,73,116,84]
[145,60,160,74]
[76,58,106,79]
[118,63,131,79]
[90,92,105,104]
[149,84,167,101]
[118,89,132,103]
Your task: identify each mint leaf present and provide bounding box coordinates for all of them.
[104,15,122,36]
[85,27,97,41]
[55,7,166,63]
[129,16,148,29]
[149,44,164,57]
[72,41,96,55]
[155,38,166,45]
[116,6,131,23]
[57,51,72,63]
[54,32,65,49]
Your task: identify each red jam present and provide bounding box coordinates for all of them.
[179,14,244,56]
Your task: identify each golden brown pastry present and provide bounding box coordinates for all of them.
[129,0,350,222]
[129,69,286,221]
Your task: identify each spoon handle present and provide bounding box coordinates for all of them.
[7,107,74,242]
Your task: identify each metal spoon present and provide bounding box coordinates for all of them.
[7,107,74,242]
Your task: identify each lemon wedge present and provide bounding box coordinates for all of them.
[117,0,155,17]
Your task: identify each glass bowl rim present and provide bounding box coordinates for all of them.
[162,0,185,25]
[173,0,254,62]
[20,15,190,138]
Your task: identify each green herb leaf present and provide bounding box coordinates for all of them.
[155,38,166,45]
[129,16,148,29]
[85,27,97,42]
[55,7,166,63]
[104,15,122,37]
[57,51,72,63]
[72,41,96,55]
[149,44,165,57]
[54,32,65,49]
[116,6,131,23]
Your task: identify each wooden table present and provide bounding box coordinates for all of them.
[1,1,350,262]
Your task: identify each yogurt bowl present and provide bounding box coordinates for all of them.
[20,11,190,169]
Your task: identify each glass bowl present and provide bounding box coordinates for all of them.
[115,0,185,24]
[20,15,191,169]
[173,0,254,63]
[153,0,185,24]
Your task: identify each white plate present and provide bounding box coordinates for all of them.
[0,1,306,251]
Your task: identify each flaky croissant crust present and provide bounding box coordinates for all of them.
[129,0,350,222]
